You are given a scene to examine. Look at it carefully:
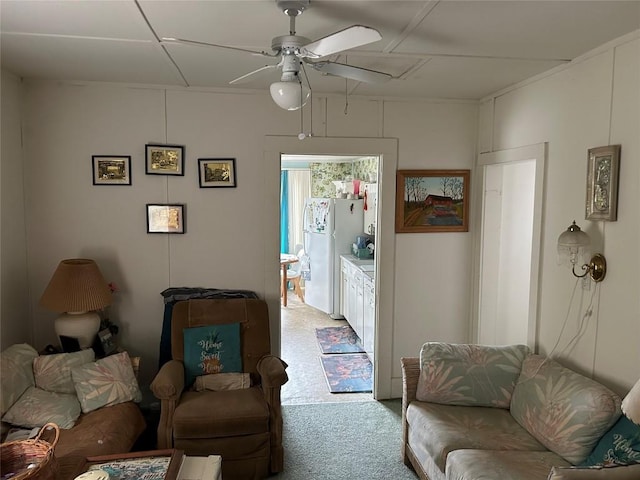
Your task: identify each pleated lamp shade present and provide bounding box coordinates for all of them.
[40,259,112,348]
[622,378,640,426]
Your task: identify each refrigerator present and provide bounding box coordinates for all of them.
[302,198,365,317]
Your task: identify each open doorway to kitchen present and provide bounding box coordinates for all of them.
[280,154,378,405]
[264,135,398,403]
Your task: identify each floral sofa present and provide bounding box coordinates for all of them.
[1,344,146,461]
[401,342,640,480]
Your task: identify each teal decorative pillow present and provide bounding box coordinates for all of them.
[510,355,622,465]
[71,351,142,413]
[416,342,530,408]
[1,386,81,429]
[34,349,95,394]
[580,415,640,466]
[0,344,38,416]
[548,464,640,479]
[183,324,242,387]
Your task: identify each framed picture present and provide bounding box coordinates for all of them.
[586,145,621,221]
[395,169,470,233]
[145,144,185,176]
[146,204,185,234]
[70,449,184,480]
[92,328,118,358]
[198,158,237,188]
[92,155,131,185]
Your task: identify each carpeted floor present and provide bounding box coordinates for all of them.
[271,400,417,479]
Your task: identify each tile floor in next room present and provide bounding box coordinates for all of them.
[280,293,373,405]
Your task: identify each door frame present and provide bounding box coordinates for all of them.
[264,136,398,399]
[471,143,547,349]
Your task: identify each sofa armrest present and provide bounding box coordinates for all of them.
[401,357,420,464]
[257,354,288,473]
[150,360,184,449]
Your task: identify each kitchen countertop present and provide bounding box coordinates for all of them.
[341,255,375,279]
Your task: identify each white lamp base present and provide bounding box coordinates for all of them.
[54,311,100,349]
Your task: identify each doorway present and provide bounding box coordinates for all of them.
[474,143,546,348]
[280,154,378,404]
[264,135,398,400]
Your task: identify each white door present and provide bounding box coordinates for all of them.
[476,144,546,348]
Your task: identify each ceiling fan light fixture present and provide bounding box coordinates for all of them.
[270,81,310,111]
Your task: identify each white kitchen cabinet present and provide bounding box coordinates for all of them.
[363,274,375,360]
[339,255,375,354]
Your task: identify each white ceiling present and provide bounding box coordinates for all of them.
[2,0,639,101]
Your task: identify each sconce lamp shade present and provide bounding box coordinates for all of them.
[270,81,310,111]
[40,259,112,348]
[557,221,590,267]
[622,379,640,426]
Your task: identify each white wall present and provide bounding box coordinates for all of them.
[479,32,640,394]
[14,81,478,390]
[1,70,30,348]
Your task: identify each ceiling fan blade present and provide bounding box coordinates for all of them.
[161,37,274,57]
[308,61,392,84]
[299,25,382,59]
[229,64,279,85]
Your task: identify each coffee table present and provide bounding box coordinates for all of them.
[56,454,222,480]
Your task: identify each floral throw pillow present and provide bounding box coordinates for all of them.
[2,386,81,429]
[71,351,142,413]
[0,343,38,416]
[416,342,530,408]
[34,349,95,394]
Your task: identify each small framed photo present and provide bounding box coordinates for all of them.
[145,144,185,176]
[92,155,131,185]
[146,204,186,234]
[586,145,621,221]
[198,158,237,188]
[92,328,118,357]
[395,169,470,233]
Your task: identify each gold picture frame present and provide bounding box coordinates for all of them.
[586,145,621,221]
[92,155,131,185]
[145,144,185,176]
[395,169,470,233]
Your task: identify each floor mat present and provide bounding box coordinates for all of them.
[315,325,365,354]
[320,353,372,393]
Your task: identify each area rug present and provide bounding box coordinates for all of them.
[320,353,372,393]
[315,325,365,354]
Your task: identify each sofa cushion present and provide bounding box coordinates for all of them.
[0,344,38,416]
[193,373,251,391]
[1,386,81,429]
[446,449,570,480]
[406,401,547,474]
[54,401,147,459]
[580,414,640,466]
[548,464,640,480]
[417,342,530,408]
[71,351,142,413]
[510,354,622,465]
[34,349,95,394]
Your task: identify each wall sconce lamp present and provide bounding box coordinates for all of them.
[557,221,607,282]
[39,258,112,348]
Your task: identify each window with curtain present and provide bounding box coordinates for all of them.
[284,169,311,254]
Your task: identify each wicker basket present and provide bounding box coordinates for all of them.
[0,423,59,480]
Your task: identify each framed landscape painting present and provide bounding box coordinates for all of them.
[198,158,236,188]
[395,169,470,233]
[92,155,131,185]
[145,144,185,176]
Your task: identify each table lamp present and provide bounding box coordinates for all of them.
[39,258,112,349]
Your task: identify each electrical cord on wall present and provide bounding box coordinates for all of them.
[522,277,599,382]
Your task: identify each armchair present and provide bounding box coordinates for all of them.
[150,298,288,480]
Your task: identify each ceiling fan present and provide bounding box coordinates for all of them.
[161,0,392,110]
